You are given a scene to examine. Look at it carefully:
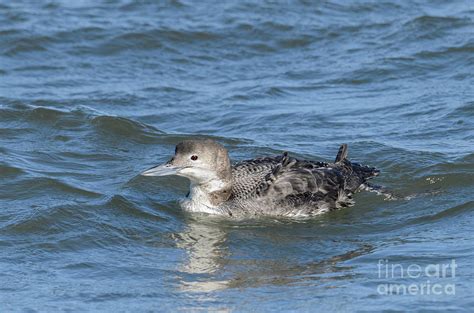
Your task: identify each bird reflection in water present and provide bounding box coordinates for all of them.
[172,218,374,293]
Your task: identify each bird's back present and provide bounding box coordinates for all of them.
[227,145,379,217]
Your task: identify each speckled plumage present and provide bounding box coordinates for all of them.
[220,146,379,217]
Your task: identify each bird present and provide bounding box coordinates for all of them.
[141,139,381,218]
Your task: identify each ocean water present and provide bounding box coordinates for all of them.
[1,0,473,312]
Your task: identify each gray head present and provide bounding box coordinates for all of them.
[141,139,232,186]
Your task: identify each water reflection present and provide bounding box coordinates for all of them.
[173,217,229,275]
[173,218,374,292]
[172,217,230,293]
[225,244,374,289]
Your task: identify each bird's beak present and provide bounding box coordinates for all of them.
[141,162,180,177]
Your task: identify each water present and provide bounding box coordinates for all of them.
[1,0,473,311]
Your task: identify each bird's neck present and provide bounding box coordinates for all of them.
[181,178,232,213]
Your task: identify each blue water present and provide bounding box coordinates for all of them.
[1,0,473,312]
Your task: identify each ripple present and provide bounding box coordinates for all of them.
[408,201,474,225]
[0,162,24,177]
[1,103,168,144]
[458,152,474,163]
[156,28,221,43]
[5,177,102,200]
[27,106,69,122]
[141,86,197,95]
[56,26,107,42]
[446,102,474,119]
[1,204,90,234]
[0,103,89,126]
[0,103,27,120]
[3,35,54,56]
[415,41,474,59]
[92,115,165,143]
[404,15,470,31]
[106,195,166,222]
[96,32,163,55]
[277,36,313,49]
[119,0,185,11]
[12,65,66,72]
[78,28,222,56]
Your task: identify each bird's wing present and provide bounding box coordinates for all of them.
[231,145,380,214]
[255,154,350,210]
[232,153,333,200]
[231,156,281,200]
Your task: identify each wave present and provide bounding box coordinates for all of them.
[0,162,24,177]
[7,176,102,200]
[92,115,164,143]
[2,34,54,56]
[119,0,185,11]
[415,41,474,59]
[0,204,91,235]
[0,102,168,143]
[404,15,470,30]
[105,195,167,222]
[12,65,66,72]
[69,28,221,56]
[407,201,474,226]
[445,101,474,119]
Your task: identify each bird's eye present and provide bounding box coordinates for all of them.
[191,155,198,161]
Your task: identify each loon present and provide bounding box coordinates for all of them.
[141,139,380,218]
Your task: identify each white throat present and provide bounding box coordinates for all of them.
[179,179,228,214]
